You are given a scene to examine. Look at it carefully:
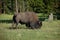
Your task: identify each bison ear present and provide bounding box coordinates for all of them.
[37,21,40,24]
[38,21,42,24]
[39,21,42,26]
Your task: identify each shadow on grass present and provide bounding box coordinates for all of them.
[0,20,42,29]
[8,27,35,30]
[0,20,12,23]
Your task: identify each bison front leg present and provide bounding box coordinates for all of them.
[26,23,31,29]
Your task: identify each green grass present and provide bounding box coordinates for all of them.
[0,14,13,20]
[0,14,60,40]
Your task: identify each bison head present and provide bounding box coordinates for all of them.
[30,21,42,29]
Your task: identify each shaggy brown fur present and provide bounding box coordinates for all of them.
[12,12,42,29]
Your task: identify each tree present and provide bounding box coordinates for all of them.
[15,0,18,13]
[0,0,2,13]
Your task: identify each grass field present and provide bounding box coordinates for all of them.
[0,14,60,40]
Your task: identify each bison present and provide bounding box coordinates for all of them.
[12,12,42,29]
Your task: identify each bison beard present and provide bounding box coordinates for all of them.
[12,12,42,29]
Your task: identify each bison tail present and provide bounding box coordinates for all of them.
[13,15,16,23]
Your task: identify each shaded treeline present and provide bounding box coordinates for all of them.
[0,0,60,20]
[0,0,60,14]
[0,20,12,23]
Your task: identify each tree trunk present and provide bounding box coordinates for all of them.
[1,0,6,14]
[22,0,25,12]
[15,0,18,13]
[0,0,2,14]
[11,0,14,12]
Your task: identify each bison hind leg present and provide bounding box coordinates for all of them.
[12,19,19,29]
[11,22,18,29]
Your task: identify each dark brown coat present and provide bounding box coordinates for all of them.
[12,12,42,29]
